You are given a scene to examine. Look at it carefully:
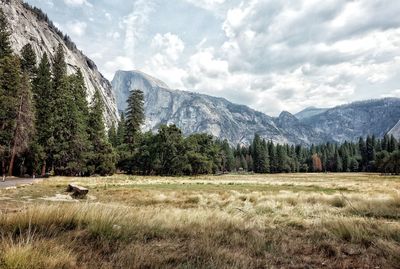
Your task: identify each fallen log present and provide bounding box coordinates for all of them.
[66,184,89,198]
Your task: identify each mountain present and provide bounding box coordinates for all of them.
[295,107,328,120]
[300,98,400,143]
[113,70,400,146]
[388,120,400,140]
[112,70,323,145]
[1,0,118,126]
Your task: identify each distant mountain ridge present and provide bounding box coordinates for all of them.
[300,98,400,143]
[295,107,329,120]
[112,70,321,145]
[112,70,400,145]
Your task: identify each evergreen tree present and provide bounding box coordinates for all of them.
[116,112,126,146]
[0,8,12,59]
[62,70,91,175]
[51,44,70,174]
[20,44,37,76]
[125,89,145,151]
[0,56,21,179]
[221,139,234,172]
[108,122,118,147]
[87,90,116,175]
[251,134,269,173]
[8,73,35,176]
[366,135,376,171]
[32,53,53,176]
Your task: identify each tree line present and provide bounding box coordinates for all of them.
[1,7,399,178]
[233,134,400,174]
[110,84,399,175]
[0,8,114,179]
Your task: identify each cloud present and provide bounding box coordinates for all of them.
[66,21,87,37]
[104,56,135,79]
[144,33,186,89]
[64,0,92,7]
[151,33,185,61]
[32,0,400,115]
[184,0,225,11]
[122,0,155,58]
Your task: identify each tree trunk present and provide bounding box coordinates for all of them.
[8,96,23,177]
[41,160,46,177]
[2,159,6,181]
[8,150,16,177]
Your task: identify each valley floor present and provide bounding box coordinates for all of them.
[0,173,399,268]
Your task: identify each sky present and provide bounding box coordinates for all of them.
[25,0,400,116]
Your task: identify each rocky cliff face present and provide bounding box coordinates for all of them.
[300,98,400,143]
[113,70,400,146]
[295,107,328,120]
[112,70,321,145]
[1,0,119,126]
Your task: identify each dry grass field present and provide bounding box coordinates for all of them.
[0,173,399,268]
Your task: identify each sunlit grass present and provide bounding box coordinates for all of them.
[0,173,399,268]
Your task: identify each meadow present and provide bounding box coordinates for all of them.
[0,173,399,268]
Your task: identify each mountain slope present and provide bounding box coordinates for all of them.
[113,70,400,146]
[295,107,328,120]
[388,119,400,140]
[1,0,118,125]
[112,70,321,145]
[301,98,400,143]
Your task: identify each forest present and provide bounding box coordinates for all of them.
[0,7,399,178]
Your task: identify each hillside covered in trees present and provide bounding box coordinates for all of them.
[0,7,115,179]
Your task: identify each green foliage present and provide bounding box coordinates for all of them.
[252,134,270,173]
[125,89,144,150]
[118,125,222,176]
[20,44,37,76]
[0,8,12,59]
[87,91,116,176]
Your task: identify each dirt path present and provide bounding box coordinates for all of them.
[0,177,38,188]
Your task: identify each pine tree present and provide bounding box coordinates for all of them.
[389,135,397,153]
[125,89,145,151]
[32,53,53,176]
[334,149,343,172]
[276,145,289,173]
[0,56,21,179]
[366,135,376,171]
[359,137,367,171]
[51,44,70,174]
[251,134,269,173]
[116,112,126,146]
[87,90,116,175]
[8,73,35,176]
[20,44,37,76]
[221,139,234,172]
[63,70,91,175]
[108,122,118,147]
[0,8,12,59]
[240,154,248,171]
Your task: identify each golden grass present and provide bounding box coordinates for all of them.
[0,173,399,268]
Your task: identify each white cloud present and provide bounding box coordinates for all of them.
[151,33,185,61]
[122,0,154,58]
[64,0,92,7]
[184,0,226,12]
[104,56,135,79]
[144,33,186,89]
[66,21,87,37]
[37,0,400,115]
